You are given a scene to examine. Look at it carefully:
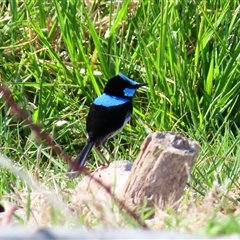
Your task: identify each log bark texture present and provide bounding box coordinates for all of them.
[123,132,200,209]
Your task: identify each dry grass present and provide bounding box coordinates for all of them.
[1,154,240,235]
[0,0,240,236]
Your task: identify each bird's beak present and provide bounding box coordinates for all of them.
[136,83,147,88]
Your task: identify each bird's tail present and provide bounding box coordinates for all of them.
[67,140,95,178]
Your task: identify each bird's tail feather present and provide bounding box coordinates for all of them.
[67,140,95,178]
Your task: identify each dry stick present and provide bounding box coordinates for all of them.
[0,85,72,165]
[0,84,148,229]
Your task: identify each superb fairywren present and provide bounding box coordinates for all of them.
[68,73,146,178]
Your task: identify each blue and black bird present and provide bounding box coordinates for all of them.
[68,73,146,178]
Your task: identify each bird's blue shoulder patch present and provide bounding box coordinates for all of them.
[93,93,130,107]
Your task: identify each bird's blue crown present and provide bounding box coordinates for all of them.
[118,72,139,87]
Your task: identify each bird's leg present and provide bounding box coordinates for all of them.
[95,146,110,166]
[102,143,114,159]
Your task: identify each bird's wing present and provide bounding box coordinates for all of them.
[86,101,132,145]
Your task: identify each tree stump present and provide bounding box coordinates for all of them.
[123,132,200,209]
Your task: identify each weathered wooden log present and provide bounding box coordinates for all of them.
[123,132,200,209]
[73,132,200,212]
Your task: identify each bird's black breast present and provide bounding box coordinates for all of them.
[86,101,132,145]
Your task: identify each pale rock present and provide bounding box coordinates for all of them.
[72,160,132,205]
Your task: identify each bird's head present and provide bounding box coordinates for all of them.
[104,73,146,98]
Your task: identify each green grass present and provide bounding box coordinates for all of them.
[0,0,240,235]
